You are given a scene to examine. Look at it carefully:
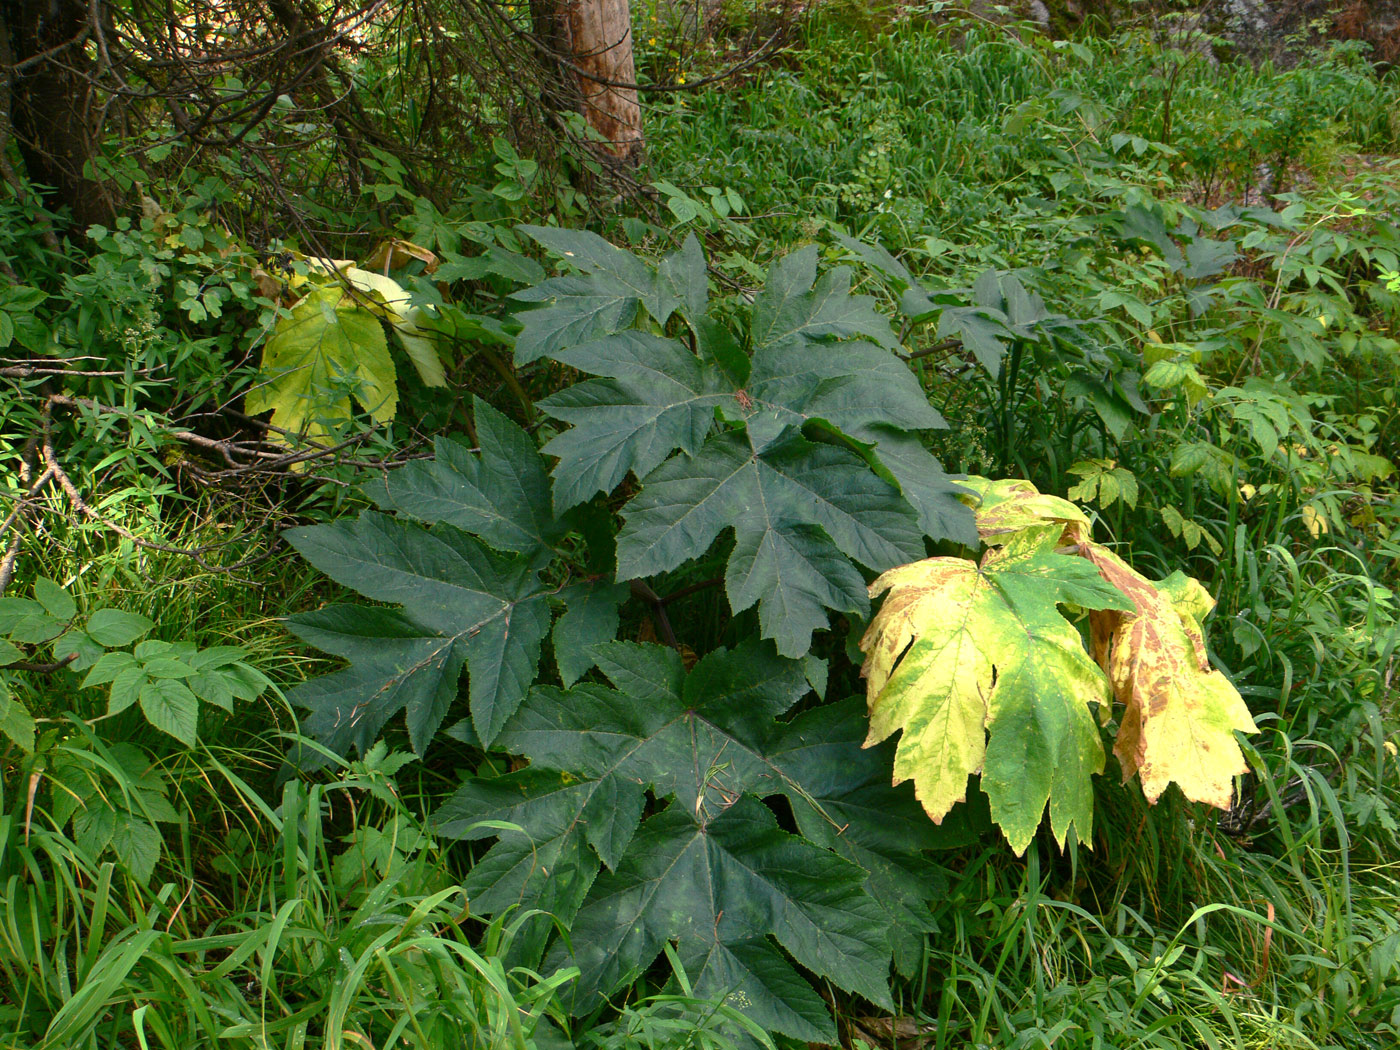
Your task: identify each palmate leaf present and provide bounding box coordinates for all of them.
[285,402,625,755]
[617,430,923,657]
[860,527,1132,855]
[521,232,975,655]
[286,514,554,749]
[437,641,935,1041]
[957,476,1258,809]
[1083,549,1259,809]
[376,397,565,553]
[246,286,397,444]
[860,475,1259,852]
[511,228,705,363]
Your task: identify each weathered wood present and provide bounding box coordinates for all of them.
[535,0,643,166]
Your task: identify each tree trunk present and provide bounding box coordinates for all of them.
[0,0,117,229]
[532,0,643,166]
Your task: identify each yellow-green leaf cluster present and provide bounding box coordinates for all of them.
[246,285,398,445]
[859,476,1257,853]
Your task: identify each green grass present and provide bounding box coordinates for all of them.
[4,5,1400,1049]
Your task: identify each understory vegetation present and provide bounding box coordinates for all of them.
[3,4,1400,1048]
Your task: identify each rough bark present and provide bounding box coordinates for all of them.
[533,0,643,166]
[0,0,117,228]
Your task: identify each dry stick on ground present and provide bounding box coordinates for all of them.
[40,420,272,577]
[0,390,435,594]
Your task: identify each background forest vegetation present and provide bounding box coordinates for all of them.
[2,0,1400,1048]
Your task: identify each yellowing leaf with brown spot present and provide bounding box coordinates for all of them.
[860,526,1133,855]
[1081,544,1257,809]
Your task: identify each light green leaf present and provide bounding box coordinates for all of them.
[860,528,1131,854]
[108,666,145,715]
[34,578,76,620]
[82,651,139,687]
[246,285,398,444]
[85,610,155,648]
[0,683,34,751]
[110,819,162,884]
[139,678,199,746]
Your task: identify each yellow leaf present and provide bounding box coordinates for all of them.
[1301,504,1328,537]
[957,476,1092,545]
[1081,545,1257,809]
[362,238,439,275]
[859,526,1130,854]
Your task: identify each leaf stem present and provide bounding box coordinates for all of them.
[660,576,723,606]
[629,579,680,649]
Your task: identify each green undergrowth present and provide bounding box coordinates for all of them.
[3,5,1400,1050]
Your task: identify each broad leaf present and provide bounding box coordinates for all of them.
[0,683,34,752]
[538,331,729,510]
[85,610,155,648]
[518,233,972,653]
[860,527,1132,854]
[378,397,564,553]
[862,474,1259,849]
[437,642,927,1040]
[617,430,923,657]
[287,515,553,749]
[246,286,397,444]
[139,678,199,746]
[552,580,629,687]
[751,246,901,354]
[1082,548,1258,809]
[288,404,616,755]
[512,275,641,364]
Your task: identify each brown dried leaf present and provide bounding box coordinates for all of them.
[363,238,439,275]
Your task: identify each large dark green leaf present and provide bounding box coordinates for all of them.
[522,225,707,325]
[553,800,886,1043]
[378,396,563,553]
[286,514,553,748]
[751,246,901,354]
[616,431,922,657]
[438,642,933,1040]
[520,234,969,652]
[511,275,640,365]
[289,402,624,756]
[538,332,729,510]
[286,605,468,757]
